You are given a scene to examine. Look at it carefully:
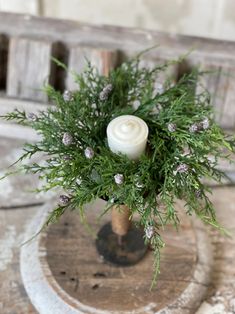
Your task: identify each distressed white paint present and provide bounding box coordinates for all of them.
[0,98,47,115]
[1,0,235,41]
[0,98,46,141]
[0,225,16,271]
[196,302,226,314]
[0,0,39,15]
[157,218,213,314]
[4,147,25,165]
[0,172,13,198]
[21,201,158,313]
[21,200,212,314]
[35,179,60,201]
[38,0,235,41]
[0,122,40,141]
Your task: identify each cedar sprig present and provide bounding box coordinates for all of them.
[1,53,235,286]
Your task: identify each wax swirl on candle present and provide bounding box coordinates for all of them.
[107,115,149,160]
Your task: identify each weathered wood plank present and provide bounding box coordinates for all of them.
[208,66,235,129]
[0,13,235,64]
[0,136,56,207]
[196,187,235,314]
[66,47,118,90]
[6,37,52,101]
[188,56,235,129]
[0,96,47,115]
[0,121,39,141]
[0,96,45,140]
[0,206,39,314]
[1,13,235,127]
[138,56,177,87]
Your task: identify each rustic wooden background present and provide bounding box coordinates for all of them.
[0,12,235,314]
[1,12,235,129]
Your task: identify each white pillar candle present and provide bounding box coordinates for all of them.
[107,115,149,160]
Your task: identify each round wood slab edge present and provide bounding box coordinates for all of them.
[20,199,213,314]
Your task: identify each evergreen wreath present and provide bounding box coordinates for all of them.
[2,51,235,286]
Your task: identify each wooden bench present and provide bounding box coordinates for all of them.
[1,12,235,130]
[0,12,235,314]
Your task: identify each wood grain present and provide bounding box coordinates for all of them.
[0,13,235,63]
[6,37,52,101]
[210,65,235,129]
[0,96,47,117]
[189,57,235,129]
[66,47,118,90]
[20,198,212,314]
[0,137,235,313]
[1,13,235,127]
[0,136,56,207]
[0,205,38,314]
[138,55,177,85]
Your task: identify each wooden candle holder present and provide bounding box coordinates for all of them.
[96,204,147,266]
[20,198,213,314]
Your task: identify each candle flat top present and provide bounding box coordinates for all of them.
[107,115,149,147]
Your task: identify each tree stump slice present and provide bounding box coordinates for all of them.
[20,199,213,314]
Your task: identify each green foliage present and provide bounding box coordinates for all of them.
[2,53,235,286]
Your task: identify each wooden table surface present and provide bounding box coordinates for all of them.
[0,136,235,314]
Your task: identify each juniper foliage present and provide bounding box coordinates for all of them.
[2,54,235,286]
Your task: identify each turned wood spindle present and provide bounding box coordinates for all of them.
[111,204,131,245]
